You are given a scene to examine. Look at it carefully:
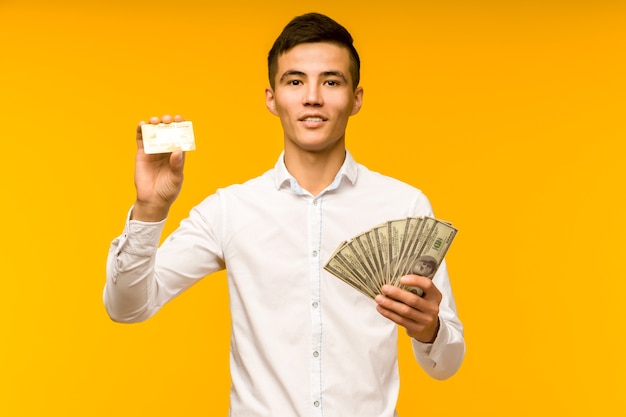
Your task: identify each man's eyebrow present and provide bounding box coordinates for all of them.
[279,70,306,82]
[322,71,348,82]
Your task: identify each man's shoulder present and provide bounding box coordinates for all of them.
[356,163,424,195]
[346,162,434,217]
[215,167,276,196]
[194,167,275,214]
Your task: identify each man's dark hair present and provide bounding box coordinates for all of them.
[267,12,361,90]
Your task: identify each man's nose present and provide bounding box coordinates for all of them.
[303,84,323,106]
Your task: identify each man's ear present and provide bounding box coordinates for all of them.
[265,87,278,116]
[351,86,364,116]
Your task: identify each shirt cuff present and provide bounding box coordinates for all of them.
[114,206,167,257]
[411,316,450,359]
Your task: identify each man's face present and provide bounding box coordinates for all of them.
[266,42,363,154]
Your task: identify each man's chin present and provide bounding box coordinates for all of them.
[285,137,345,154]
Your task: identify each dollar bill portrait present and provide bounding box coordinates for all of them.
[412,255,438,278]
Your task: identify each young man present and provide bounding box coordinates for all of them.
[105,12,465,416]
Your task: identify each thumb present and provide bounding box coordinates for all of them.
[170,150,185,172]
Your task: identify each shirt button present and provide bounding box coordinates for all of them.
[312,250,318,257]
[313,199,318,205]
[314,401,320,407]
[313,351,319,358]
[312,301,319,308]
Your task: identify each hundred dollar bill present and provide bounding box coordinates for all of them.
[325,248,377,299]
[325,257,376,299]
[401,219,457,296]
[336,242,377,291]
[390,216,423,281]
[360,229,385,290]
[393,217,436,286]
[388,218,412,286]
[141,121,196,154]
[369,223,391,290]
[347,233,381,290]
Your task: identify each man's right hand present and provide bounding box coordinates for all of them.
[131,114,186,222]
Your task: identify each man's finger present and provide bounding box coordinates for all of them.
[400,275,440,301]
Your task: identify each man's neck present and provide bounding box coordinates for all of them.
[283,146,346,196]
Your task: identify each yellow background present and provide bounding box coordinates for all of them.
[2,0,625,416]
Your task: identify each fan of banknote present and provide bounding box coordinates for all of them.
[324,216,457,299]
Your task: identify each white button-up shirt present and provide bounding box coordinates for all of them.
[104,151,465,417]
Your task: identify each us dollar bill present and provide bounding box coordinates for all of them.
[400,219,457,296]
[393,216,436,286]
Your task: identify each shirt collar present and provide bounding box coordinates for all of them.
[274,150,358,195]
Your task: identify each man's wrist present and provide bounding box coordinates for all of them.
[412,317,440,344]
[131,201,170,222]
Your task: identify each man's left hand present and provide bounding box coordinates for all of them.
[375,274,442,343]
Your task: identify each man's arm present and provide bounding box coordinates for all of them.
[104,214,166,322]
[375,262,465,380]
[103,114,187,322]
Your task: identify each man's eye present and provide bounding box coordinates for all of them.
[326,80,338,86]
[289,80,302,86]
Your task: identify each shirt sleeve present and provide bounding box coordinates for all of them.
[410,259,466,380]
[103,207,165,322]
[103,198,226,323]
